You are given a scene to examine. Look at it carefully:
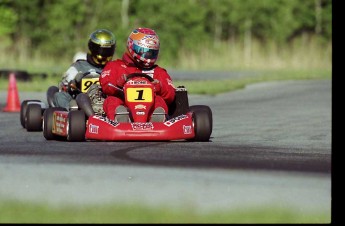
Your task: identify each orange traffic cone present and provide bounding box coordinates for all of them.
[3,73,21,112]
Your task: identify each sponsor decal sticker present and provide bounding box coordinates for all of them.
[52,112,68,135]
[127,80,148,85]
[141,69,154,78]
[131,122,154,130]
[183,125,192,134]
[93,115,119,127]
[164,115,188,127]
[135,104,146,110]
[101,70,110,78]
[89,124,99,134]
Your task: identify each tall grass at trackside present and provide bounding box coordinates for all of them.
[0,199,330,223]
[173,36,332,71]
[0,68,331,94]
[173,68,331,95]
[0,36,332,72]
[0,36,331,94]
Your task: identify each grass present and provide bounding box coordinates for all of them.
[0,36,331,94]
[173,36,332,71]
[174,68,331,95]
[0,68,331,95]
[0,199,330,223]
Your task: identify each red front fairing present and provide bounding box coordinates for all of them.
[124,79,155,122]
[84,75,196,141]
[85,112,195,141]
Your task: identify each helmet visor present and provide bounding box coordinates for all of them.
[90,42,115,58]
[133,44,159,60]
[95,46,115,57]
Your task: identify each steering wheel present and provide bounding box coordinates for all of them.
[89,73,155,95]
[125,73,155,82]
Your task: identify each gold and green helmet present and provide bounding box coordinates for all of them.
[88,29,116,66]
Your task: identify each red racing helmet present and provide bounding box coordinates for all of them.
[126,28,160,69]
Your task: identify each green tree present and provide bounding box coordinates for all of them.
[0,0,332,66]
[0,1,17,37]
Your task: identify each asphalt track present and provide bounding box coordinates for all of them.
[0,79,331,215]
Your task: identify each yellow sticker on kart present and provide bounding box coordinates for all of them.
[81,78,99,93]
[126,88,153,102]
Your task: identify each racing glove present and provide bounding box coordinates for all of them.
[67,79,80,95]
[152,79,162,93]
[115,74,127,88]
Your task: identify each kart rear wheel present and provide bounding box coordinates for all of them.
[43,107,66,140]
[25,104,43,131]
[67,110,86,142]
[20,100,41,128]
[169,86,190,118]
[189,105,213,141]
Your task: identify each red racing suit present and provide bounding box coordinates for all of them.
[99,53,176,120]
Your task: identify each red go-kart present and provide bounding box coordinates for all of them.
[42,73,213,142]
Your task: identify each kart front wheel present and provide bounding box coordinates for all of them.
[190,105,213,142]
[67,110,86,142]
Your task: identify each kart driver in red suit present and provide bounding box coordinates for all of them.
[99,27,176,122]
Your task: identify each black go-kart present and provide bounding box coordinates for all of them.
[20,71,103,131]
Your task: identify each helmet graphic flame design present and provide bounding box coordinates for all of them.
[127,28,160,69]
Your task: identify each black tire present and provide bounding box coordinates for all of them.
[20,100,41,128]
[168,86,190,118]
[67,110,86,142]
[76,93,94,117]
[25,104,43,131]
[46,86,59,107]
[43,107,66,140]
[189,105,213,141]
